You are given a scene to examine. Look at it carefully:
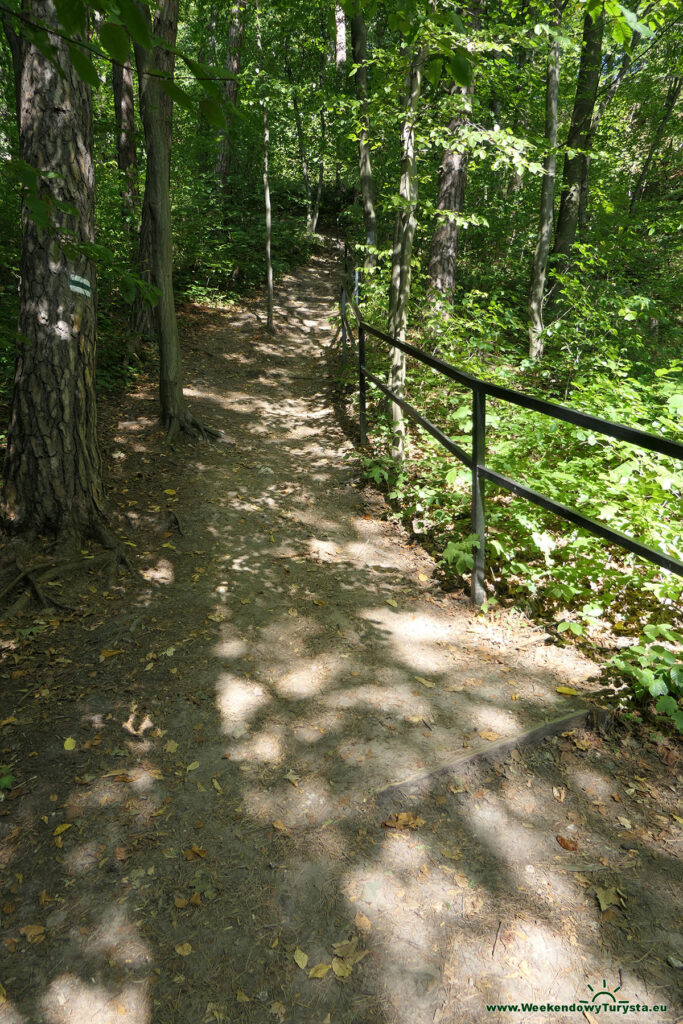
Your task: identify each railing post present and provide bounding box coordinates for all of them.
[340,285,347,365]
[358,322,367,445]
[471,387,486,606]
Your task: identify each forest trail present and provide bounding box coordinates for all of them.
[1,245,681,1023]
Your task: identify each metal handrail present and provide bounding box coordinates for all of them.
[339,271,683,605]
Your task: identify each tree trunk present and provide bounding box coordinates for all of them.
[388,47,426,463]
[133,1,207,439]
[427,85,470,306]
[2,1,106,542]
[552,10,604,258]
[131,0,178,341]
[335,5,346,64]
[528,1,562,360]
[349,8,377,269]
[629,76,681,213]
[215,1,244,189]
[291,87,314,229]
[112,41,138,232]
[255,3,274,333]
[311,105,325,234]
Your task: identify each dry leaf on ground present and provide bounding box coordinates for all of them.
[382,811,425,830]
[293,948,308,969]
[556,835,578,851]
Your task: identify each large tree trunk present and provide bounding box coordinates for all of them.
[2,1,106,542]
[112,41,138,232]
[552,10,604,258]
[528,0,562,360]
[349,8,377,269]
[427,85,470,306]
[215,1,244,189]
[388,47,426,463]
[133,1,208,439]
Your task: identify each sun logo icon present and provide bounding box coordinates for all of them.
[580,980,630,1006]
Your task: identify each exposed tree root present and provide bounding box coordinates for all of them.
[164,411,221,444]
[0,549,128,619]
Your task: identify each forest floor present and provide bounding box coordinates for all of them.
[1,243,681,1024]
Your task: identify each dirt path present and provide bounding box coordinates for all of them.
[1,246,681,1023]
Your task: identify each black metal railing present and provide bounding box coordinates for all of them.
[339,265,683,606]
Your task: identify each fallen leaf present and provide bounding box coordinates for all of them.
[163,488,177,496]
[236,990,250,1003]
[418,573,429,581]
[595,886,622,912]
[293,948,308,969]
[354,911,371,933]
[556,835,578,851]
[174,942,192,956]
[386,598,398,608]
[270,1002,286,1019]
[553,787,566,803]
[309,962,332,978]
[479,729,500,742]
[556,686,579,696]
[415,675,435,688]
[182,845,206,860]
[53,823,72,837]
[331,957,352,979]
[186,761,199,772]
[19,925,45,944]
[272,819,287,832]
[63,737,76,751]
[165,740,178,753]
[617,816,632,830]
[284,770,300,787]
[190,893,201,906]
[382,812,425,830]
[99,649,124,661]
[174,896,188,908]
[212,778,223,794]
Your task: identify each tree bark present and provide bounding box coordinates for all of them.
[528,1,562,360]
[131,1,177,341]
[255,3,274,333]
[290,85,314,229]
[552,10,604,258]
[2,1,106,542]
[335,5,346,64]
[427,86,470,306]
[388,46,426,463]
[133,1,207,438]
[112,39,138,231]
[215,1,244,189]
[349,8,377,269]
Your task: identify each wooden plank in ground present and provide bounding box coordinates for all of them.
[378,705,604,800]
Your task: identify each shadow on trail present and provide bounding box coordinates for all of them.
[1,248,680,1023]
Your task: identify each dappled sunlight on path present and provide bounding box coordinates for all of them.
[1,246,680,1024]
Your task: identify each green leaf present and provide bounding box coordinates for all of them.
[116,0,153,50]
[8,158,39,190]
[160,79,194,110]
[99,22,130,65]
[199,97,226,128]
[648,677,668,698]
[447,48,472,88]
[69,46,100,88]
[54,0,86,34]
[656,695,678,716]
[24,194,51,229]
[424,58,443,88]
